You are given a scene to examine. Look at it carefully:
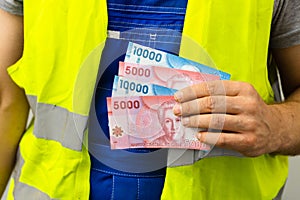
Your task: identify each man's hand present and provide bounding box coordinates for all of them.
[173,80,285,157]
[173,44,300,157]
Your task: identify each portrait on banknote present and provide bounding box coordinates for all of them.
[152,100,185,146]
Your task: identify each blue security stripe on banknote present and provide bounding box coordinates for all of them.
[125,42,231,80]
[112,75,177,97]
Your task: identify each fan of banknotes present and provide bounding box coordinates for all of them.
[107,42,230,152]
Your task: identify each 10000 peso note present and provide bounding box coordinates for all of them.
[112,75,177,97]
[125,42,231,80]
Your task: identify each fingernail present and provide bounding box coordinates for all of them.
[174,91,183,102]
[182,117,189,126]
[197,133,202,140]
[173,103,182,115]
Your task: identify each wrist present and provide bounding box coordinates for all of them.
[269,101,299,155]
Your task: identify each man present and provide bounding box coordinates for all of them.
[0,0,299,199]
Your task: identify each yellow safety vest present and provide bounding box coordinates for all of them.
[162,1,287,200]
[4,0,287,199]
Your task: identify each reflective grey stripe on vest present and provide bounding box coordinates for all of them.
[27,95,87,151]
[1,150,51,200]
[168,147,243,167]
[27,95,37,116]
[13,182,51,200]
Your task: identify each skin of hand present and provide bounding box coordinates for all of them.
[173,45,300,157]
[0,8,29,196]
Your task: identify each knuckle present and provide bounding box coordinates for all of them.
[217,96,227,112]
[245,118,258,131]
[247,98,257,109]
[207,82,217,95]
[234,115,259,132]
[182,102,192,115]
[243,135,257,146]
[235,82,246,93]
[242,82,254,92]
[217,135,227,147]
[189,116,200,127]
[215,81,226,95]
[231,100,243,113]
[235,117,245,130]
[206,96,215,112]
[212,115,225,129]
[237,82,256,96]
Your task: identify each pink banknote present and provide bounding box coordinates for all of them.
[107,96,211,150]
[118,62,220,90]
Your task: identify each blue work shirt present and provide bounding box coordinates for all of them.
[89,0,187,199]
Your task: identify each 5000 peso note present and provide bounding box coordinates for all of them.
[124,42,231,80]
[118,62,220,90]
[107,96,210,151]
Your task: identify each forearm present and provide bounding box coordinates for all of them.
[271,45,300,155]
[271,88,300,155]
[0,8,28,196]
[0,96,29,193]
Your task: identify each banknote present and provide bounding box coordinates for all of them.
[118,62,220,90]
[124,42,231,80]
[107,96,211,150]
[112,75,177,96]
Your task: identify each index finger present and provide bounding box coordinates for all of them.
[174,80,241,102]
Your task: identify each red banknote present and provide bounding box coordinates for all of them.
[107,96,211,151]
[118,62,220,90]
